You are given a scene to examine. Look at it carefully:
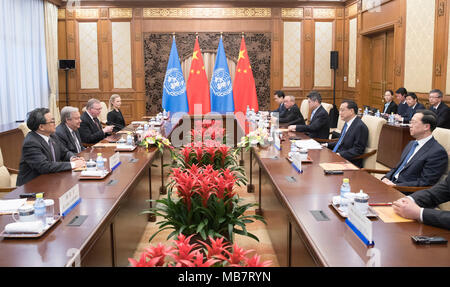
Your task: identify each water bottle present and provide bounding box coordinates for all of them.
[126,134,133,146]
[364,107,369,116]
[34,193,46,227]
[246,105,250,115]
[340,178,351,212]
[389,112,395,124]
[375,110,380,117]
[96,153,104,171]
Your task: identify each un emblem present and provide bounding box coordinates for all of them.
[211,68,232,97]
[164,68,186,96]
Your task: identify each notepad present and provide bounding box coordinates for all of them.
[372,206,414,223]
[319,162,359,171]
[294,139,323,150]
[0,199,27,214]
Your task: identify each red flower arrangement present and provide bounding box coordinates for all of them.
[129,234,271,267]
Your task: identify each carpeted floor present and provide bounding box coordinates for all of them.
[132,182,279,267]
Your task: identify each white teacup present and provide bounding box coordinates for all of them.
[12,205,36,222]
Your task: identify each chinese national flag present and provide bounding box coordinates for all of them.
[233,36,259,113]
[186,37,210,115]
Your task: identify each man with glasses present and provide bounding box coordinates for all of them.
[17,108,86,186]
[79,98,114,144]
[381,110,447,192]
[326,100,368,168]
[287,91,330,139]
[55,106,85,154]
[428,89,450,129]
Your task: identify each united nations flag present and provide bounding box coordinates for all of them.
[210,37,234,113]
[162,36,189,115]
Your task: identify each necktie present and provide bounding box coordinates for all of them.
[94,118,102,131]
[310,109,316,122]
[384,103,389,113]
[72,130,81,153]
[393,141,419,180]
[48,138,56,162]
[333,123,348,153]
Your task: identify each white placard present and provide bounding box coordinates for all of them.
[109,152,121,171]
[59,184,80,217]
[347,205,373,243]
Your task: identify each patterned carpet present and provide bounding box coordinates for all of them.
[132,174,279,267]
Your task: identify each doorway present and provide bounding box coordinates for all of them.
[366,29,395,111]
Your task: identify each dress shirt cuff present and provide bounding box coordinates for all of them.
[407,196,423,222]
[70,162,75,169]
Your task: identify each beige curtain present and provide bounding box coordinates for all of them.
[44,1,60,125]
[182,52,236,85]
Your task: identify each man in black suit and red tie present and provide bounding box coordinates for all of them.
[428,89,450,129]
[326,100,369,168]
[393,169,450,230]
[78,98,114,144]
[16,108,86,186]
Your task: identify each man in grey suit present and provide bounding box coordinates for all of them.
[16,108,85,186]
[393,169,450,230]
[55,106,85,154]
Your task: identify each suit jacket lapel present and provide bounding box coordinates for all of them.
[32,131,53,161]
[402,138,434,171]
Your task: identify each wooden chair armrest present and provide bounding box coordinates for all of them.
[361,168,390,174]
[313,137,338,143]
[394,185,431,193]
[0,187,16,193]
[6,167,19,174]
[352,149,377,160]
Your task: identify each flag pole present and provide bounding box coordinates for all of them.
[242,31,244,38]
[220,31,223,39]
[195,32,198,39]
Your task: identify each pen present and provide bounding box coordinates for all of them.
[369,202,392,206]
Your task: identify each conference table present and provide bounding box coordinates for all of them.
[246,128,450,267]
[0,120,177,267]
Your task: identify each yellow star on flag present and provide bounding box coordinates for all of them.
[191,69,195,73]
[192,50,199,60]
[196,70,200,74]
[238,68,241,73]
[238,49,245,61]
[243,70,247,73]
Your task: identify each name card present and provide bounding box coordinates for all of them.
[345,205,374,246]
[291,154,303,173]
[59,184,81,217]
[274,134,281,150]
[109,152,121,171]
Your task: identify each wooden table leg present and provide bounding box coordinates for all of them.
[247,148,255,193]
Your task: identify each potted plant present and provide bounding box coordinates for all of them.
[143,164,265,243]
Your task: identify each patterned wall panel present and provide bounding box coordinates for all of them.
[79,22,99,89]
[143,33,271,114]
[446,20,450,95]
[314,22,333,87]
[404,0,435,93]
[348,17,357,88]
[112,22,132,89]
[283,22,301,87]
[143,8,271,18]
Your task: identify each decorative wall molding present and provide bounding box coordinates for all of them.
[110,8,133,19]
[313,8,336,19]
[143,8,271,18]
[281,8,303,18]
[58,9,66,19]
[75,9,99,19]
[347,3,358,17]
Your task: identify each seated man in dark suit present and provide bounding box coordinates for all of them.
[395,87,409,119]
[277,95,305,125]
[326,100,368,168]
[395,92,425,123]
[17,108,86,186]
[287,91,330,139]
[393,170,450,230]
[429,89,450,129]
[381,110,448,189]
[271,90,287,118]
[55,106,85,154]
[382,90,398,115]
[79,98,114,144]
